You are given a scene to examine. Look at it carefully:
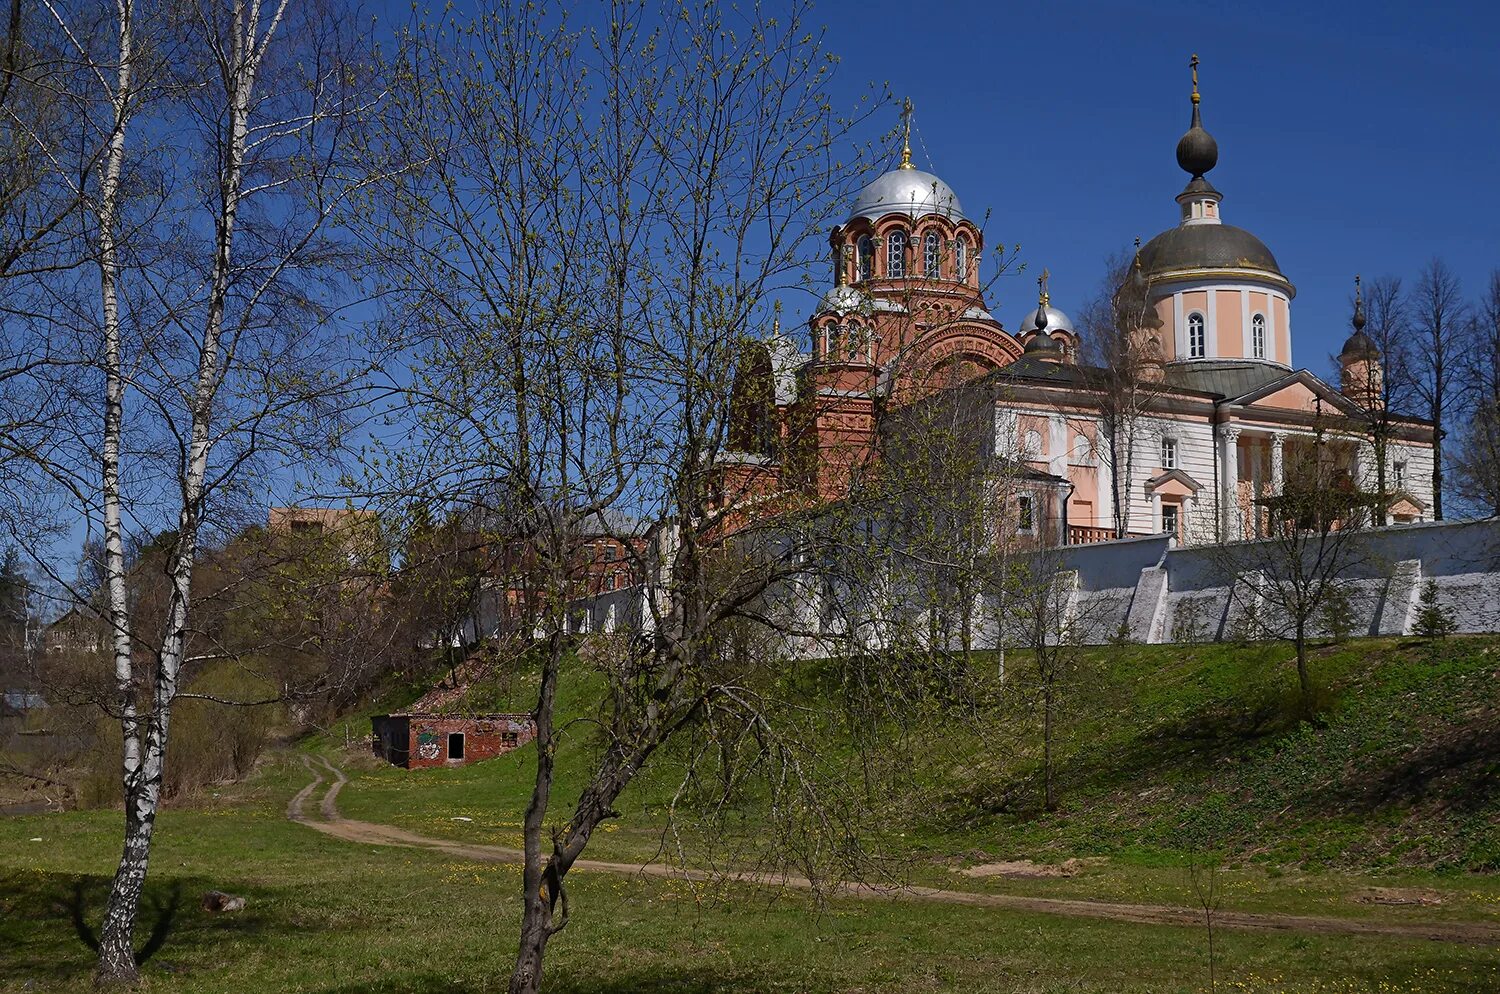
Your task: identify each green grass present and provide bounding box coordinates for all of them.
[1,761,1496,993]
[2,635,1498,992]
[337,637,1500,878]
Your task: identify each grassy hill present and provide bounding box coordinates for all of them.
[336,635,1500,877]
[2,635,1497,992]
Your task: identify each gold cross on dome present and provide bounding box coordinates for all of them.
[1190,54,1200,104]
[899,97,914,169]
[1038,268,1051,306]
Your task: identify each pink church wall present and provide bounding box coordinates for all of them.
[1275,296,1291,365]
[1216,290,1243,358]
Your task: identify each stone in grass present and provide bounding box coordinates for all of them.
[201,890,247,914]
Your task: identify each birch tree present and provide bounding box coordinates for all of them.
[8,1,387,982]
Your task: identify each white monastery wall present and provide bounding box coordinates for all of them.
[571,520,1500,653]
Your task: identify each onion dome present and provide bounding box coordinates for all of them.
[1176,56,1219,179]
[847,97,965,223]
[1022,274,1064,354]
[1138,56,1287,283]
[1340,275,1379,358]
[1017,302,1075,337]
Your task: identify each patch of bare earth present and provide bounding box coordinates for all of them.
[959,858,1104,879]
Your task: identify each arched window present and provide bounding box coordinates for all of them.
[846,324,865,361]
[955,237,969,283]
[856,235,874,282]
[1187,312,1206,358]
[886,229,906,278]
[1252,313,1266,359]
[823,323,837,356]
[923,231,941,276]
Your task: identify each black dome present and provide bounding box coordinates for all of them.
[1137,223,1283,279]
[1176,124,1218,178]
[1340,330,1379,359]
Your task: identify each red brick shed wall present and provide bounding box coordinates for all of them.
[406,715,535,769]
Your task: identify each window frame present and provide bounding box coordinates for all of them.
[956,237,969,282]
[856,235,874,282]
[1162,503,1180,539]
[923,230,941,277]
[1017,494,1035,534]
[1161,437,1178,470]
[1187,312,1206,358]
[1251,313,1266,359]
[886,229,907,278]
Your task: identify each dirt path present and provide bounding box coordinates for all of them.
[290,756,1500,947]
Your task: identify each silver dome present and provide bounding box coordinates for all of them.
[1016,303,1075,336]
[848,168,966,223]
[815,284,870,316]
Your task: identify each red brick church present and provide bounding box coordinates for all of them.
[717,68,1435,546]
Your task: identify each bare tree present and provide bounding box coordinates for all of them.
[1411,259,1467,520]
[1004,547,1086,812]
[1215,409,1376,718]
[1188,858,1223,993]
[1454,271,1500,515]
[1341,275,1417,525]
[362,3,899,991]
[1080,245,1171,538]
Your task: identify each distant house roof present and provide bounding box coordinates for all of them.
[2,690,46,712]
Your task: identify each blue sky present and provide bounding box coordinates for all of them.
[810,0,1500,373]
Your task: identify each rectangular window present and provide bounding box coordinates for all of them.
[1017,494,1035,533]
[1162,504,1180,539]
[447,732,465,760]
[1394,461,1407,489]
[1161,438,1178,470]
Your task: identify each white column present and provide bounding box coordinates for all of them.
[1152,492,1163,533]
[1219,425,1241,541]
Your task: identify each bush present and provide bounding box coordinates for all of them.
[1411,580,1457,640]
[164,663,281,799]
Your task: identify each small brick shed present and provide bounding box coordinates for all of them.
[370,712,535,769]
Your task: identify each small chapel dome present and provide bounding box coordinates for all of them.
[815,284,870,316]
[1340,278,1379,358]
[1023,330,1062,355]
[1340,329,1379,359]
[1017,302,1075,337]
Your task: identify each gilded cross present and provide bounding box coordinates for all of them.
[899,97,914,169]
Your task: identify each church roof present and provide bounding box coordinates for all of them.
[1137,223,1283,280]
[1162,359,1288,397]
[847,167,966,224]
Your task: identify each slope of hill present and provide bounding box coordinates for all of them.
[334,635,1500,877]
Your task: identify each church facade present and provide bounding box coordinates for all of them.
[718,65,1435,547]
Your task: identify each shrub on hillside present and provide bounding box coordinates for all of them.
[1411,580,1457,640]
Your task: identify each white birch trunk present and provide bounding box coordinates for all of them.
[95,2,280,979]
